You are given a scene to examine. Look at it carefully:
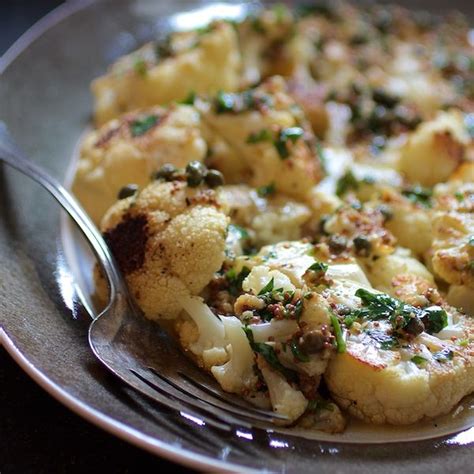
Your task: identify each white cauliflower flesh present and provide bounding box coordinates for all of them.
[219,185,312,247]
[257,356,308,423]
[73,105,207,223]
[431,183,474,288]
[96,179,229,320]
[200,76,325,200]
[180,296,227,369]
[92,22,241,125]
[398,111,470,187]
[211,316,257,393]
[324,286,474,425]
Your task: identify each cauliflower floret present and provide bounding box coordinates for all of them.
[431,183,474,288]
[447,285,474,316]
[324,287,474,425]
[325,321,474,425]
[73,105,207,223]
[322,205,396,258]
[257,356,308,423]
[92,22,241,125]
[242,265,295,295]
[248,320,299,343]
[398,110,470,186]
[179,296,228,369]
[200,76,324,200]
[385,197,433,256]
[96,179,229,320]
[364,248,435,296]
[211,316,257,393]
[219,185,312,246]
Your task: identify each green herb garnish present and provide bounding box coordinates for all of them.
[226,266,250,296]
[247,129,272,144]
[306,261,329,274]
[335,170,359,197]
[330,312,346,353]
[216,91,236,113]
[352,289,448,336]
[315,142,328,173]
[422,306,448,334]
[289,339,310,362]
[258,277,275,296]
[307,399,335,412]
[411,355,427,365]
[130,115,158,136]
[180,91,196,105]
[243,327,298,382]
[402,186,433,207]
[256,182,276,198]
[274,127,304,159]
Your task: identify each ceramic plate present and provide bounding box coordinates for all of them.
[1,1,473,472]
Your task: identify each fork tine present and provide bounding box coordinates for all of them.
[148,367,279,424]
[131,367,254,429]
[176,371,289,422]
[89,338,232,432]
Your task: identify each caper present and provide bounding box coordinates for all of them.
[353,235,372,257]
[327,235,347,254]
[186,161,207,187]
[118,184,139,200]
[204,169,225,188]
[299,330,326,354]
[404,317,425,337]
[153,163,176,181]
[372,88,399,109]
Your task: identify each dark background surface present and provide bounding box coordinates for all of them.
[0,2,193,473]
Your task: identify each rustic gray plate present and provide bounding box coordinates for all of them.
[1,0,473,472]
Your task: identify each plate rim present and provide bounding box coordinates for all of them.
[1,1,472,471]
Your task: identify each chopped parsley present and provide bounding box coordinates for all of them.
[130,115,158,136]
[274,127,304,159]
[422,306,449,334]
[402,186,433,207]
[180,91,196,105]
[289,338,310,362]
[247,129,272,144]
[330,312,346,353]
[307,399,335,412]
[306,261,329,275]
[215,89,272,114]
[335,170,359,197]
[243,327,298,382]
[351,289,448,337]
[411,355,427,365]
[258,277,275,296]
[225,266,250,296]
[315,142,328,173]
[216,91,236,113]
[256,182,276,198]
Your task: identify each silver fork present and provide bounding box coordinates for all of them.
[0,123,287,431]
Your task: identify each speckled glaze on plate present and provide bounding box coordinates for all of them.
[1,1,473,472]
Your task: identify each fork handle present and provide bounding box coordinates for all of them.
[0,122,127,311]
